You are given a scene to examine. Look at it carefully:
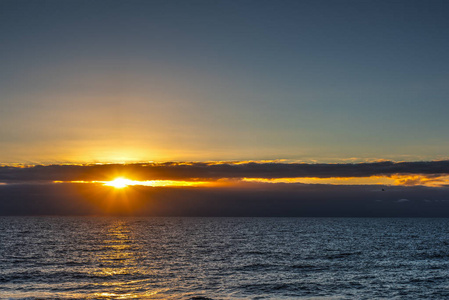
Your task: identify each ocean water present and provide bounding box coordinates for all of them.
[1,217,449,299]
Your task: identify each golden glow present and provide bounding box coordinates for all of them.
[54,179,212,187]
[102,178,211,187]
[389,174,449,187]
[242,176,394,185]
[242,174,449,187]
[53,174,449,188]
[104,178,132,188]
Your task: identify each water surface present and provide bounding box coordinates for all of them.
[1,217,449,299]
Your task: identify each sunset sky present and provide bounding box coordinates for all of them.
[2,0,449,164]
[1,0,449,216]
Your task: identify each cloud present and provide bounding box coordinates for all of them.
[2,160,449,182]
[1,183,449,217]
[390,174,449,187]
[2,161,449,217]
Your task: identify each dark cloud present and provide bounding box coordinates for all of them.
[1,183,449,217]
[1,160,449,182]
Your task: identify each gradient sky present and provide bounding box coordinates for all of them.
[1,0,449,164]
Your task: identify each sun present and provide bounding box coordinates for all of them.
[104,177,132,188]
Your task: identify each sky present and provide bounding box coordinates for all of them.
[1,0,449,164]
[1,1,449,216]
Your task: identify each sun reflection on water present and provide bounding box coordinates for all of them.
[90,221,167,299]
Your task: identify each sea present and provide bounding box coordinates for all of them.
[1,217,449,299]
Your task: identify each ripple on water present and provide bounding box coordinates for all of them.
[1,217,449,299]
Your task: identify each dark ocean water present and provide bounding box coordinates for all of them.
[1,217,449,299]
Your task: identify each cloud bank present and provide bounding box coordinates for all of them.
[1,182,449,217]
[2,160,449,216]
[1,160,449,182]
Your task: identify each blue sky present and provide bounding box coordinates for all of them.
[1,0,449,163]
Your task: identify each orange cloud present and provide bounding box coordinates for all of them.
[242,175,449,187]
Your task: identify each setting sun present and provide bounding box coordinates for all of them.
[104,178,132,188]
